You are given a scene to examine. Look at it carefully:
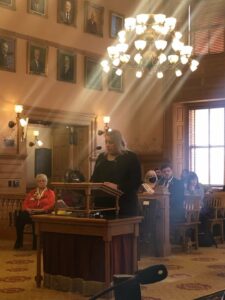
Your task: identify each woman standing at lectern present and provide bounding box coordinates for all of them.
[91,129,142,216]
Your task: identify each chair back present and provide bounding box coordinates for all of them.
[208,191,225,218]
[184,195,201,223]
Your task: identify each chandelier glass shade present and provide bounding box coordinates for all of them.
[101,13,199,79]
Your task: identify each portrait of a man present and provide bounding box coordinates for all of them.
[0,37,16,72]
[28,42,47,76]
[84,1,104,37]
[84,56,102,90]
[57,0,76,26]
[110,12,124,38]
[29,0,47,16]
[57,50,76,83]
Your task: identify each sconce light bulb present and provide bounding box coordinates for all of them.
[37,140,43,147]
[19,118,28,127]
[33,130,39,137]
[103,116,110,124]
[14,105,23,114]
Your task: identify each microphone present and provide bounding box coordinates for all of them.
[135,264,168,284]
[89,264,167,300]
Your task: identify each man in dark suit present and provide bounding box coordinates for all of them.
[60,0,74,25]
[86,12,97,34]
[0,40,9,68]
[30,48,44,75]
[60,55,74,81]
[158,163,185,226]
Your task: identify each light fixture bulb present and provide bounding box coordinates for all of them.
[33,130,39,137]
[136,70,143,78]
[15,105,23,114]
[19,118,28,127]
[158,53,167,64]
[157,71,164,79]
[37,140,43,147]
[134,40,147,51]
[124,17,136,31]
[136,14,149,25]
[134,53,143,64]
[153,14,166,24]
[155,40,167,50]
[103,116,110,124]
[115,68,123,76]
[168,54,179,64]
[175,69,182,77]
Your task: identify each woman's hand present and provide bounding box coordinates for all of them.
[103,182,118,190]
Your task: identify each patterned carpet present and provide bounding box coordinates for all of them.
[0,239,225,300]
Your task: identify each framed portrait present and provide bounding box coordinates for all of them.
[57,0,77,26]
[84,56,102,90]
[27,42,48,76]
[84,1,104,37]
[110,11,124,38]
[28,0,47,17]
[57,49,76,83]
[108,68,123,92]
[0,36,16,72]
[0,0,15,10]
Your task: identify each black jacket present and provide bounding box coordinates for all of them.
[91,151,142,216]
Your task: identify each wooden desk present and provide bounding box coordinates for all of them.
[32,214,142,294]
[138,189,171,257]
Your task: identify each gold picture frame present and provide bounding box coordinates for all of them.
[109,11,124,38]
[0,0,15,10]
[28,0,48,17]
[108,67,123,92]
[84,56,102,90]
[84,1,104,37]
[57,0,77,27]
[0,36,16,72]
[57,49,76,83]
[27,41,48,76]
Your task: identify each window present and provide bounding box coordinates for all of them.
[189,107,225,185]
[191,0,225,55]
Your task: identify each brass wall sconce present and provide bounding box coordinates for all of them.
[98,116,111,135]
[29,130,43,147]
[8,105,29,140]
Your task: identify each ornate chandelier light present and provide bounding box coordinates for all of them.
[101,13,199,79]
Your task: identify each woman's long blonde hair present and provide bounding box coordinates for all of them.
[105,130,127,154]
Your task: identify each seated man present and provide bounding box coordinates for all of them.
[14,173,55,249]
[158,163,185,242]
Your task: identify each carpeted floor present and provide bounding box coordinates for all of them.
[1,239,225,300]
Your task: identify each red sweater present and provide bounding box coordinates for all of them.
[22,188,55,212]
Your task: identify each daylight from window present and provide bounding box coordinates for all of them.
[189,108,224,185]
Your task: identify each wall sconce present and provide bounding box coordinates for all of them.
[8,105,29,140]
[98,116,111,135]
[29,130,43,147]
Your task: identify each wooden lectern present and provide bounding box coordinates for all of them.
[51,182,123,217]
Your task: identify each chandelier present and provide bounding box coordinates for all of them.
[101,13,199,79]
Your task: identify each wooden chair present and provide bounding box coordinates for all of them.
[175,195,201,251]
[204,191,225,244]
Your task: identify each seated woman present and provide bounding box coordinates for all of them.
[185,171,204,205]
[14,173,55,249]
[141,169,158,194]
